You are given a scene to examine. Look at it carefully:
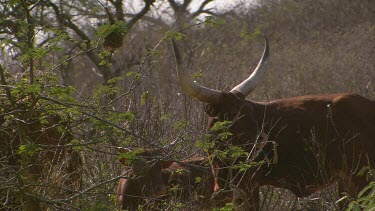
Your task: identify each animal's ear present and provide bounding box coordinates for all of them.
[162,161,174,168]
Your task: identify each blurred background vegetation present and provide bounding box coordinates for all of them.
[0,0,374,210]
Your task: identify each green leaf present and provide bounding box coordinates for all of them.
[18,143,42,156]
[191,70,204,80]
[47,85,75,102]
[93,83,121,100]
[99,50,112,66]
[118,148,145,166]
[195,134,214,152]
[218,131,233,140]
[164,31,185,41]
[211,121,232,132]
[358,182,375,198]
[109,111,135,123]
[233,161,266,172]
[107,76,124,85]
[173,119,190,131]
[141,91,148,106]
[357,166,370,177]
[240,27,262,44]
[195,176,202,183]
[161,114,170,121]
[228,145,249,158]
[22,83,41,95]
[212,149,228,160]
[218,203,235,211]
[336,195,348,204]
[70,139,83,151]
[96,21,128,39]
[126,71,142,81]
[150,49,161,57]
[204,16,225,28]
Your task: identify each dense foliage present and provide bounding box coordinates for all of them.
[0,0,374,210]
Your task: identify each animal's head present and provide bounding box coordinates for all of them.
[171,36,269,123]
[116,149,174,210]
[172,36,269,148]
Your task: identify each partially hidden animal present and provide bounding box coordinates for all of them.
[171,36,375,210]
[115,149,170,210]
[116,150,229,210]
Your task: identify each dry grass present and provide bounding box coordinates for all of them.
[1,0,375,210]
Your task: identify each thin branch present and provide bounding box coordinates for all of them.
[52,174,129,202]
[49,44,98,73]
[37,140,102,149]
[44,0,103,70]
[126,0,155,30]
[44,0,91,44]
[0,64,14,106]
[101,36,163,108]
[95,0,115,23]
[191,0,217,18]
[39,96,147,142]
[113,0,125,21]
[167,0,179,13]
[182,0,192,10]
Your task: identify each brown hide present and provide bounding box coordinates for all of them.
[116,169,153,211]
[116,156,230,210]
[116,149,171,210]
[207,92,375,210]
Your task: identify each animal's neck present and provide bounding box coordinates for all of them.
[249,101,269,123]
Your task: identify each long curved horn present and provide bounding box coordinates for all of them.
[172,39,222,105]
[230,35,269,96]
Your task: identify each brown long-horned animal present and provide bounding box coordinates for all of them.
[172,36,375,210]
